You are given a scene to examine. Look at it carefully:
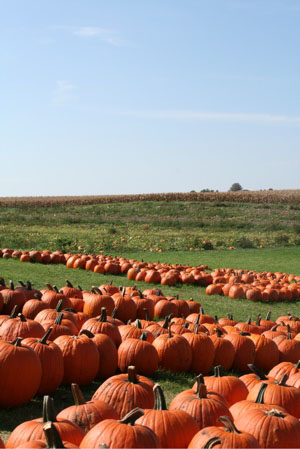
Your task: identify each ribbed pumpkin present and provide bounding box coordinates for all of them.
[6,396,85,448]
[79,407,161,448]
[57,383,119,434]
[182,329,215,374]
[136,384,199,448]
[0,337,42,407]
[187,415,260,448]
[268,360,300,381]
[92,366,154,419]
[118,333,159,375]
[223,332,255,373]
[54,333,99,385]
[210,329,235,370]
[0,313,45,341]
[152,325,192,372]
[234,407,300,448]
[169,377,232,429]
[82,289,114,317]
[81,308,121,347]
[91,333,118,379]
[22,327,64,394]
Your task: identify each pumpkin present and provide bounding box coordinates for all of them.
[0,337,42,407]
[182,329,215,374]
[210,329,235,370]
[92,365,154,419]
[118,333,159,375]
[92,333,118,379]
[57,383,119,434]
[187,415,260,448]
[79,407,161,448]
[81,307,121,347]
[223,332,255,373]
[136,383,199,448]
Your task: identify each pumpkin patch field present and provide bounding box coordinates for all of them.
[1,194,300,447]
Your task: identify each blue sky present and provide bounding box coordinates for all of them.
[1,0,300,196]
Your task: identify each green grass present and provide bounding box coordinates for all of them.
[1,200,300,253]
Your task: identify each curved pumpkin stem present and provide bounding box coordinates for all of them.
[65,280,73,288]
[119,407,144,425]
[43,421,65,448]
[264,409,286,418]
[18,313,27,322]
[71,383,85,406]
[8,305,19,319]
[254,383,268,404]
[153,384,167,410]
[34,293,42,300]
[203,437,222,448]
[215,328,223,338]
[79,329,94,338]
[194,375,207,398]
[218,415,241,434]
[248,364,268,380]
[139,332,148,341]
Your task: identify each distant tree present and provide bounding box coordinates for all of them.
[229,183,243,192]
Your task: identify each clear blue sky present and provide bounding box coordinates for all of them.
[1,0,300,196]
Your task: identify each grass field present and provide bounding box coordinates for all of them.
[1,193,300,441]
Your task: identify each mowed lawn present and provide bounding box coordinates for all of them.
[1,246,300,440]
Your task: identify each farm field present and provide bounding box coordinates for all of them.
[1,194,300,444]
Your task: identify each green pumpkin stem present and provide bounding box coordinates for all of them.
[119,407,144,425]
[218,415,241,433]
[214,365,225,377]
[111,308,118,318]
[54,313,64,325]
[248,364,268,380]
[71,383,85,406]
[66,280,73,288]
[203,437,222,448]
[277,374,288,386]
[34,293,42,300]
[139,332,148,341]
[246,316,251,325]
[153,384,167,410]
[55,299,63,312]
[38,327,53,344]
[98,307,107,322]
[265,311,271,321]
[12,337,22,347]
[43,421,65,448]
[19,280,26,287]
[255,383,268,404]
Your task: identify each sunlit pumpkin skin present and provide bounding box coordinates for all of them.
[268,360,300,381]
[247,374,300,418]
[81,308,121,347]
[92,333,118,379]
[79,407,161,448]
[0,313,45,341]
[22,295,49,320]
[136,384,199,448]
[118,334,159,375]
[112,294,137,323]
[60,280,83,299]
[57,383,119,434]
[41,287,71,310]
[6,396,85,448]
[153,326,192,372]
[200,366,248,407]
[82,289,114,317]
[229,382,287,421]
[169,378,232,430]
[92,366,154,419]
[22,327,64,394]
[249,333,279,372]
[0,337,42,407]
[239,364,275,392]
[223,333,255,373]
[1,281,27,314]
[182,331,215,374]
[210,329,235,370]
[54,333,99,386]
[187,415,260,448]
[274,333,300,363]
[234,407,300,448]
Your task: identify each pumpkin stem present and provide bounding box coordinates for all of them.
[43,421,65,448]
[139,332,147,341]
[9,280,14,291]
[277,374,288,386]
[119,407,144,425]
[195,314,200,325]
[215,328,223,338]
[162,315,171,329]
[66,280,73,288]
[9,305,19,319]
[26,281,33,291]
[71,383,85,406]
[203,437,222,448]
[256,315,261,326]
[214,365,225,377]
[127,366,138,384]
[46,396,58,422]
[240,331,251,336]
[136,319,142,329]
[143,308,150,321]
[12,337,22,347]
[215,315,218,323]
[195,378,207,398]
[255,383,268,404]
[38,327,53,344]
[218,415,241,434]
[111,307,118,318]
[18,280,26,287]
[153,383,167,410]
[246,316,251,325]
[18,313,27,322]
[264,408,286,418]
[200,306,205,315]
[98,307,107,322]
[55,299,63,312]
[295,360,300,369]
[265,311,271,321]
[45,283,54,291]
[0,277,5,287]
[52,285,59,294]
[54,313,64,325]
[248,364,268,380]
[79,329,94,338]
[34,293,42,300]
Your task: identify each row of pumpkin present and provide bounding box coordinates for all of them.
[2,247,300,302]
[4,360,300,448]
[1,278,300,410]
